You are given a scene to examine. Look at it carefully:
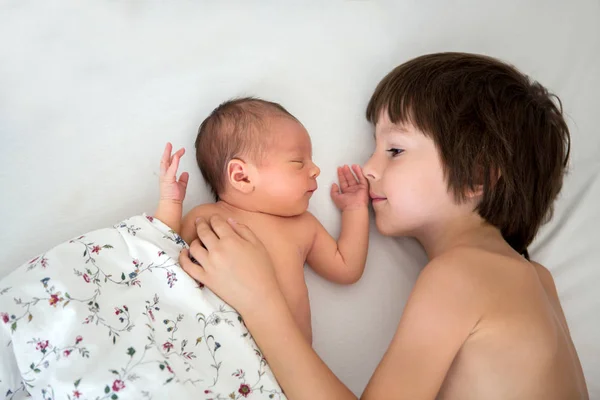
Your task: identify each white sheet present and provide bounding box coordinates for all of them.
[1,1,598,396]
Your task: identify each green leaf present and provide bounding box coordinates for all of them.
[74,378,81,388]
[127,347,136,357]
[121,273,126,280]
[165,377,173,384]
[111,394,118,400]
[111,370,119,375]
[104,385,110,394]
[11,322,17,332]
[30,363,35,370]
[34,368,41,373]
[83,250,87,257]
[159,364,165,370]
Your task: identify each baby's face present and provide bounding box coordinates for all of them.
[253,117,320,217]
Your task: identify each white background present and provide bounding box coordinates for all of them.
[1,1,598,396]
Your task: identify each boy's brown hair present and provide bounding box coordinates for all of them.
[195,97,297,201]
[366,52,570,258]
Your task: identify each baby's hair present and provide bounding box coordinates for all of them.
[367,52,570,258]
[195,97,298,201]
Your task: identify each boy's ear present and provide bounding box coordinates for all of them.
[466,167,501,199]
[227,158,256,194]
[466,184,484,199]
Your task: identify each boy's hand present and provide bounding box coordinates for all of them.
[330,164,369,211]
[160,142,189,205]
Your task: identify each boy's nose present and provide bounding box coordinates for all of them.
[363,156,379,181]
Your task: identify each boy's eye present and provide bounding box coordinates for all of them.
[386,148,404,157]
[292,161,304,167]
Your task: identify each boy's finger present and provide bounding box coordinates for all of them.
[208,214,235,239]
[227,218,260,244]
[179,248,208,284]
[195,218,219,248]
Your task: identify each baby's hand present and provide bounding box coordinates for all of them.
[330,165,369,211]
[159,142,189,204]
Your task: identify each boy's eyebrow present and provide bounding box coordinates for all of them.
[375,125,410,136]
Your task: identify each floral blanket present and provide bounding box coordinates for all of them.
[0,215,285,400]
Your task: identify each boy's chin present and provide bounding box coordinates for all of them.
[374,215,409,237]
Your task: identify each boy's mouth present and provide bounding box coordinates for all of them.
[370,192,387,203]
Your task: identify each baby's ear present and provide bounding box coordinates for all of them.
[226,158,255,194]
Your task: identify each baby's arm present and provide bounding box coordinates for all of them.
[306,165,369,284]
[153,143,189,234]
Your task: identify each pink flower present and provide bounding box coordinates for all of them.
[238,384,251,397]
[75,335,83,344]
[29,257,39,264]
[49,294,61,306]
[63,349,72,357]
[91,245,101,254]
[146,216,154,222]
[1,313,9,324]
[36,340,49,351]
[132,259,139,266]
[162,341,174,352]
[83,274,90,283]
[148,309,155,322]
[73,390,82,398]
[115,307,121,315]
[112,379,126,392]
[167,365,173,373]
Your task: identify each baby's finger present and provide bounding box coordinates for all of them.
[338,166,350,189]
[160,143,173,175]
[170,148,185,164]
[342,165,358,187]
[178,172,189,188]
[352,165,368,185]
[166,153,181,177]
[330,183,341,198]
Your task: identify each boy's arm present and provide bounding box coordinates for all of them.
[306,208,369,284]
[153,143,189,234]
[362,250,482,399]
[307,164,369,284]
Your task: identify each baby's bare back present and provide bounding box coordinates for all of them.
[182,203,316,343]
[438,253,588,400]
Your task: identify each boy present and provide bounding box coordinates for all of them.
[155,97,370,344]
[179,53,589,399]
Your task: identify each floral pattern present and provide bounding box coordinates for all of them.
[0,215,285,399]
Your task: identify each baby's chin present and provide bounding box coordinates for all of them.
[257,202,309,218]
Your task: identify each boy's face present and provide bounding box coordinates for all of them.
[254,117,320,217]
[363,111,459,237]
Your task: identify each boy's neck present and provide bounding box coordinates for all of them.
[416,214,509,260]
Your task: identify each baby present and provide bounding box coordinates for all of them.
[154,97,370,343]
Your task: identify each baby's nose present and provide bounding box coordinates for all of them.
[310,163,320,179]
